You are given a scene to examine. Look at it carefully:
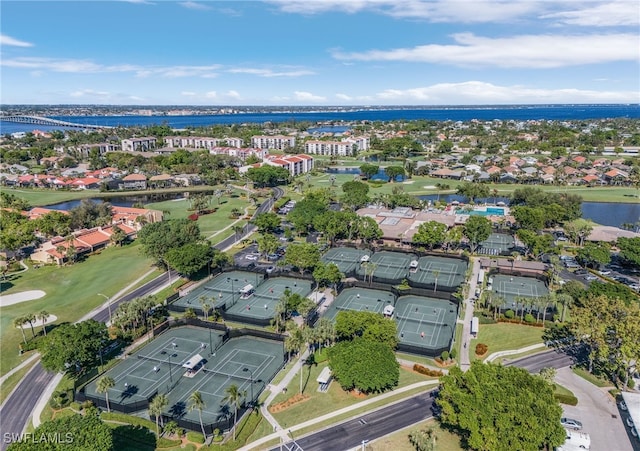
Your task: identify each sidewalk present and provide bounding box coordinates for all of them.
[459,257,480,371]
[484,343,546,363]
[240,379,439,451]
[31,268,171,429]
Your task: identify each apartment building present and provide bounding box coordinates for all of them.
[251,135,296,150]
[264,154,314,177]
[163,136,243,149]
[209,147,269,161]
[121,137,157,152]
[304,136,370,156]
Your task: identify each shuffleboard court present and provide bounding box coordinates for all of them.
[322,287,396,322]
[490,274,549,309]
[225,277,313,321]
[83,326,285,430]
[394,295,457,352]
[171,271,264,312]
[408,256,468,290]
[355,250,416,283]
[321,247,371,275]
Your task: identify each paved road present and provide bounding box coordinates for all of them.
[0,188,284,449]
[274,347,581,451]
[272,393,436,451]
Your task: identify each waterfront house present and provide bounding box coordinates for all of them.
[121,173,147,190]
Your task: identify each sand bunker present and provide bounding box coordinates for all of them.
[0,290,46,307]
[423,185,437,189]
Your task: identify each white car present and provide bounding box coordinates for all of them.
[561,418,583,430]
[627,417,636,428]
[620,400,628,411]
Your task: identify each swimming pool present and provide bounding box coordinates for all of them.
[457,207,505,216]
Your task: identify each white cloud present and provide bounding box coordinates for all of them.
[69,89,111,98]
[225,90,241,100]
[181,91,196,96]
[540,0,639,26]
[294,91,327,102]
[372,81,637,104]
[227,68,314,77]
[1,34,34,47]
[120,0,155,4]
[180,2,211,11]
[332,33,639,68]
[336,93,353,101]
[205,91,218,98]
[1,57,221,77]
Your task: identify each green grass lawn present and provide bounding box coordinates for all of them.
[572,366,612,388]
[471,323,545,361]
[0,242,154,376]
[304,173,640,203]
[367,419,463,451]
[269,361,437,430]
[144,190,252,243]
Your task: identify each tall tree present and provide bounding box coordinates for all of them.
[412,220,447,250]
[96,376,115,413]
[14,316,27,344]
[188,391,207,439]
[462,216,492,253]
[283,242,321,275]
[148,394,168,436]
[223,384,246,441]
[437,362,565,451]
[38,310,50,336]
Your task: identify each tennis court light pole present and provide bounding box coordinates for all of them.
[97,293,112,323]
[242,367,254,407]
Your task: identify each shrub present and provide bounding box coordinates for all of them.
[156,437,181,448]
[49,390,70,409]
[441,351,450,361]
[628,378,635,390]
[554,393,578,406]
[412,364,443,377]
[186,431,205,444]
[504,309,515,319]
[81,400,94,410]
[475,343,488,356]
[524,313,535,324]
[450,349,458,360]
[101,411,156,430]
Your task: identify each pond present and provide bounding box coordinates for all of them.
[44,192,190,210]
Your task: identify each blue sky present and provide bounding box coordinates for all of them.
[1,0,639,105]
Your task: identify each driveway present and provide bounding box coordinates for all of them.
[555,367,635,451]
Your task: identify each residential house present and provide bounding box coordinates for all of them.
[121,173,147,190]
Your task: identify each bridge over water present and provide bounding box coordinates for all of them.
[0,115,114,130]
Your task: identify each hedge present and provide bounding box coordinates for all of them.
[157,437,182,448]
[554,393,578,406]
[273,197,290,210]
[186,431,205,444]
[412,364,443,377]
[497,317,545,327]
[101,411,156,431]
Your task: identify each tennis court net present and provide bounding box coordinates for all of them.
[394,314,448,326]
[203,286,236,294]
[324,254,360,264]
[201,367,252,383]
[137,354,183,367]
[252,292,281,302]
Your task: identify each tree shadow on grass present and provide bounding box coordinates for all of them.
[111,424,156,451]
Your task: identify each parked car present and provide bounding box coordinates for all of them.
[620,400,628,411]
[561,418,583,430]
[266,266,275,274]
[267,254,280,261]
[574,269,588,276]
[584,274,598,281]
[598,269,611,276]
[627,416,635,428]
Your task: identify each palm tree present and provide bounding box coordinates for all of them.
[14,316,27,344]
[232,224,244,241]
[188,391,207,438]
[223,384,246,441]
[556,293,573,323]
[24,313,36,338]
[38,310,50,336]
[199,296,210,320]
[96,376,115,412]
[149,393,169,436]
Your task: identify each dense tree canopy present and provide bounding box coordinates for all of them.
[68,200,113,230]
[618,237,640,266]
[341,180,370,209]
[576,242,611,268]
[283,242,321,275]
[335,310,399,350]
[510,187,582,223]
[437,362,565,451]
[165,244,228,277]
[412,220,448,250]
[137,219,203,267]
[359,163,379,179]
[312,262,344,288]
[246,165,291,187]
[7,408,113,451]
[328,337,399,394]
[456,182,489,203]
[287,191,330,234]
[40,320,108,375]
[251,212,281,233]
[462,216,492,253]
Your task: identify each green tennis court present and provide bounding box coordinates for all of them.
[394,295,457,351]
[322,287,396,322]
[171,271,264,312]
[225,277,313,321]
[491,274,549,304]
[356,251,416,283]
[479,233,516,255]
[84,326,284,428]
[321,247,371,274]
[408,256,468,289]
